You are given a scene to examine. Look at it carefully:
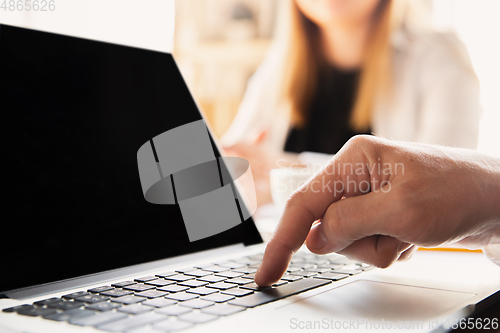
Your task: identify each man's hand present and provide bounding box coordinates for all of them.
[255,135,500,286]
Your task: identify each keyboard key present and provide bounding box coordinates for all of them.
[18,307,58,317]
[33,297,61,306]
[233,259,261,266]
[43,308,95,321]
[290,263,316,270]
[303,268,331,274]
[330,257,357,265]
[336,263,360,270]
[229,278,331,308]
[165,274,195,282]
[123,284,155,292]
[232,267,257,274]
[317,264,344,270]
[178,299,214,309]
[155,272,177,278]
[247,254,264,260]
[217,262,245,269]
[155,305,192,316]
[221,289,254,297]
[183,269,213,277]
[70,311,127,327]
[280,275,303,282]
[202,304,245,316]
[88,286,113,293]
[289,271,318,278]
[165,292,199,302]
[286,266,303,273]
[331,267,363,275]
[201,265,229,273]
[197,275,226,283]
[241,273,256,279]
[215,271,243,278]
[112,295,146,304]
[97,312,166,332]
[62,291,89,299]
[85,301,122,311]
[2,304,33,313]
[100,289,133,297]
[225,278,253,285]
[75,294,110,303]
[201,293,235,303]
[154,319,193,331]
[313,272,350,281]
[290,258,306,263]
[145,279,176,287]
[135,290,169,299]
[206,282,238,290]
[127,328,166,333]
[186,287,217,296]
[135,276,158,283]
[178,280,209,288]
[48,300,85,310]
[178,312,218,324]
[240,283,272,291]
[272,280,288,287]
[118,304,154,315]
[111,281,136,288]
[142,298,177,308]
[157,285,189,293]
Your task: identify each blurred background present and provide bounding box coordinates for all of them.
[173,0,500,158]
[173,0,277,138]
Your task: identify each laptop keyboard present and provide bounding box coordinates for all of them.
[2,252,373,332]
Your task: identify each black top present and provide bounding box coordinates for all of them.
[284,65,371,155]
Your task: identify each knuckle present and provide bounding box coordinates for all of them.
[344,135,375,151]
[323,202,345,235]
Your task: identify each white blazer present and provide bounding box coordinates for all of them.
[222,27,482,161]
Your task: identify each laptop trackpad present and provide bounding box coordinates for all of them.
[279,280,476,320]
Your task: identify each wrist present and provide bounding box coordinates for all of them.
[480,154,500,242]
[486,157,500,224]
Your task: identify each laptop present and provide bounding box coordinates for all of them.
[0,23,499,333]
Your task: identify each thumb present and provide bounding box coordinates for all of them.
[306,189,396,253]
[305,190,411,268]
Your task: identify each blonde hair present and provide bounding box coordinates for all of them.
[280,0,395,131]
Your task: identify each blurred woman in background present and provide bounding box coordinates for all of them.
[222,0,481,205]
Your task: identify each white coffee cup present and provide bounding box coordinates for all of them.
[270,166,317,211]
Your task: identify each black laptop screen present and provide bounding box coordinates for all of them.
[0,24,262,294]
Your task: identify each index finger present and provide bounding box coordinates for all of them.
[254,150,369,286]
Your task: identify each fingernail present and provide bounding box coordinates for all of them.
[398,242,412,254]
